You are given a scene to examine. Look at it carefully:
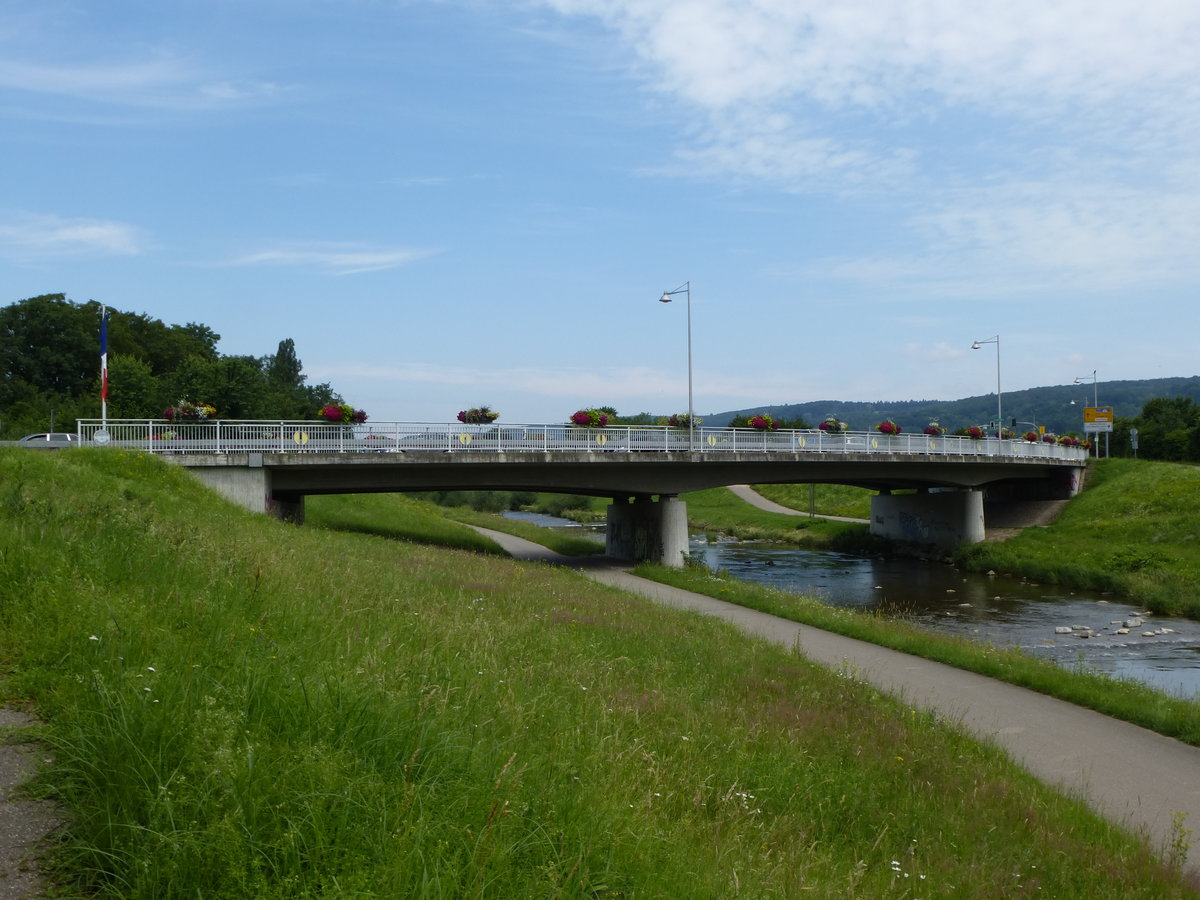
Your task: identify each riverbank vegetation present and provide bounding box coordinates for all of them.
[2,448,1193,896]
[954,459,1200,617]
[747,460,1200,619]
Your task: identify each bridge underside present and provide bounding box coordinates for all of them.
[177,450,1085,565]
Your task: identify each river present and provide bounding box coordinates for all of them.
[502,511,1200,698]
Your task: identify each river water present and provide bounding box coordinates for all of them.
[503,511,1200,698]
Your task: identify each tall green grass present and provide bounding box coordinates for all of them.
[1,448,1195,897]
[956,459,1200,616]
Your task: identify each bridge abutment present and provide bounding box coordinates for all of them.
[184,457,305,524]
[606,495,690,567]
[870,489,985,549]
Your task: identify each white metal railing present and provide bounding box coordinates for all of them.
[73,420,1088,461]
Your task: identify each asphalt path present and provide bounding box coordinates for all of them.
[471,524,1200,872]
[725,483,869,521]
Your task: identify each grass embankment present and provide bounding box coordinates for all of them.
[397,482,1200,746]
[306,492,605,558]
[954,459,1200,617]
[752,482,874,520]
[634,563,1200,746]
[1,448,1194,897]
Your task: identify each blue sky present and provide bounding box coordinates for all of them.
[3,0,1197,424]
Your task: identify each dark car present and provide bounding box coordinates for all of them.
[17,432,79,448]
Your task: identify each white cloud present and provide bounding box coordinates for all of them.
[543,0,1200,112]
[229,243,436,276]
[0,211,143,260]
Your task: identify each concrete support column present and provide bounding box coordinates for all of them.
[606,495,690,567]
[870,489,985,549]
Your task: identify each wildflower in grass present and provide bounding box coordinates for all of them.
[88,635,99,642]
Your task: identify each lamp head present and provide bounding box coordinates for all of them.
[659,292,672,303]
[1074,377,1082,385]
[971,341,981,350]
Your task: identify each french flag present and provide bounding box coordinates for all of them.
[100,306,108,403]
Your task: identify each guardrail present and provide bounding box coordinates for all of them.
[74,420,1088,461]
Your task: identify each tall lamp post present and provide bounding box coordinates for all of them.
[971,335,1002,438]
[659,281,694,449]
[1074,370,1098,407]
[1075,369,1100,457]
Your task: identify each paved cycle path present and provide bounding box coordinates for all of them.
[471,526,1200,871]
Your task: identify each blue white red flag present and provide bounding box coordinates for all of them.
[100,306,109,403]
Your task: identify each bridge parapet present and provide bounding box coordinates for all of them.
[76,420,1088,462]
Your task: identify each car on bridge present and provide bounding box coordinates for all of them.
[17,432,79,448]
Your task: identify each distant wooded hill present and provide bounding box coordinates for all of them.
[704,376,1200,435]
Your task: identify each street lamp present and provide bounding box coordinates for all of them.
[1074,370,1098,407]
[659,281,694,448]
[971,335,1002,438]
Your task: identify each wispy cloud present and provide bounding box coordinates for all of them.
[540,1,1200,187]
[0,55,281,110]
[228,242,437,276]
[0,210,143,260]
[809,180,1200,299]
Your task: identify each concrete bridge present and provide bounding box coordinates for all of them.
[77,420,1088,565]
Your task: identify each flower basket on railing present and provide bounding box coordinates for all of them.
[1058,435,1080,447]
[1042,433,1058,444]
[1023,431,1040,442]
[964,426,984,439]
[876,420,901,435]
[458,406,499,425]
[818,416,848,434]
[667,413,701,429]
[321,404,368,425]
[164,401,216,423]
[923,421,946,436]
[748,414,777,432]
[570,409,609,427]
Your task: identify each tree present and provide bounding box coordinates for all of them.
[1114,397,1200,461]
[105,355,162,418]
[266,339,304,389]
[0,294,99,405]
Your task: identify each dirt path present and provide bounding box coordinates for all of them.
[470,525,1200,873]
[0,708,63,899]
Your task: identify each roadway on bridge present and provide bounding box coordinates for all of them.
[470,525,1200,872]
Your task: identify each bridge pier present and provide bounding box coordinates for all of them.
[869,488,985,550]
[606,495,690,567]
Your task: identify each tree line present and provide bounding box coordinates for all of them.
[1112,397,1200,462]
[1,294,344,438]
